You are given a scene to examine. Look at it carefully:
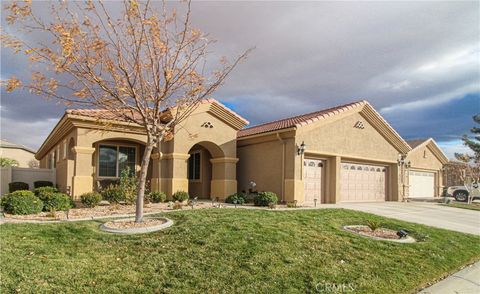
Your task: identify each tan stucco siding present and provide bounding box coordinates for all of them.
[237,139,284,197]
[171,104,238,158]
[407,145,443,171]
[0,148,37,168]
[295,112,400,162]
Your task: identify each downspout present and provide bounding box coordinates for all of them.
[276,133,286,203]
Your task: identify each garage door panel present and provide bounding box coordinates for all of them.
[304,159,324,204]
[409,171,434,198]
[340,163,386,202]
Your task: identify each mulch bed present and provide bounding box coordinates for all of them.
[346,226,400,240]
[3,202,206,221]
[103,218,167,229]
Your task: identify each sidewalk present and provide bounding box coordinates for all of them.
[419,261,480,294]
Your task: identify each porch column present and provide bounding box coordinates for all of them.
[72,146,95,199]
[210,157,238,200]
[161,153,190,198]
[325,156,341,203]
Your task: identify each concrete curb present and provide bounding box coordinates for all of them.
[99,217,174,234]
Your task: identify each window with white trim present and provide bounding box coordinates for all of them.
[188,152,201,180]
[98,145,136,177]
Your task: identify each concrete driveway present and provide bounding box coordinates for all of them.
[334,202,480,235]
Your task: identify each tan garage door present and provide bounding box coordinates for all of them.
[340,163,386,202]
[304,159,324,204]
[409,171,435,198]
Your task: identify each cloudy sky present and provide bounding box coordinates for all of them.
[1,1,479,159]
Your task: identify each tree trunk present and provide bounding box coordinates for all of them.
[135,143,154,223]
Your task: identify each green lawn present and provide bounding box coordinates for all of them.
[441,202,480,211]
[1,209,479,293]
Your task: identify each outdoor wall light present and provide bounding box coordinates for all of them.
[297,141,306,155]
[397,154,411,168]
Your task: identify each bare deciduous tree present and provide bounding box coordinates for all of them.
[2,0,251,222]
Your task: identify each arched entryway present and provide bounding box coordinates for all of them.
[187,141,224,199]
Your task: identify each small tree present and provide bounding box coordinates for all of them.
[455,114,480,204]
[28,159,39,168]
[0,157,19,167]
[2,0,251,222]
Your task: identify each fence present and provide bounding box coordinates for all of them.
[0,167,56,195]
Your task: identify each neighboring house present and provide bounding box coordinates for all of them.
[443,161,467,187]
[405,139,448,198]
[35,99,448,204]
[0,139,38,168]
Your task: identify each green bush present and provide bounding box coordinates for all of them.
[148,191,166,203]
[1,190,43,215]
[34,186,59,200]
[80,192,102,208]
[225,193,246,205]
[172,191,189,202]
[366,220,381,232]
[33,181,54,189]
[253,192,278,207]
[8,182,29,193]
[119,167,137,204]
[42,193,73,212]
[101,184,125,203]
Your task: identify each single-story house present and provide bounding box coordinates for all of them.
[35,99,447,204]
[405,138,449,198]
[0,139,38,168]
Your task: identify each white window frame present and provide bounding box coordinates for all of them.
[97,143,138,179]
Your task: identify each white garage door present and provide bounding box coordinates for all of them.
[304,159,324,204]
[409,171,435,198]
[340,163,387,202]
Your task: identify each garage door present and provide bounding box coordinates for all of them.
[340,163,386,202]
[304,159,323,204]
[409,171,435,198]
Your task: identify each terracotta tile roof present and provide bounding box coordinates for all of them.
[406,139,429,149]
[65,99,248,125]
[237,100,367,138]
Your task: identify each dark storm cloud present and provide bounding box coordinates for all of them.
[1,1,479,159]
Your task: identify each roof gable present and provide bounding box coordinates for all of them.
[237,100,411,154]
[237,100,365,138]
[407,138,449,164]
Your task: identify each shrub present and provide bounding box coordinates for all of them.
[8,182,29,193]
[101,184,125,203]
[1,190,43,215]
[0,157,19,167]
[42,193,73,212]
[244,192,257,203]
[33,181,54,189]
[366,220,381,232]
[148,191,166,203]
[34,186,59,200]
[172,191,189,202]
[225,193,246,205]
[80,192,102,208]
[253,192,278,207]
[119,167,137,204]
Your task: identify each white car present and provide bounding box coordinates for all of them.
[447,184,480,202]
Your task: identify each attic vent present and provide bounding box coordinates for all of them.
[201,122,213,128]
[354,121,365,129]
